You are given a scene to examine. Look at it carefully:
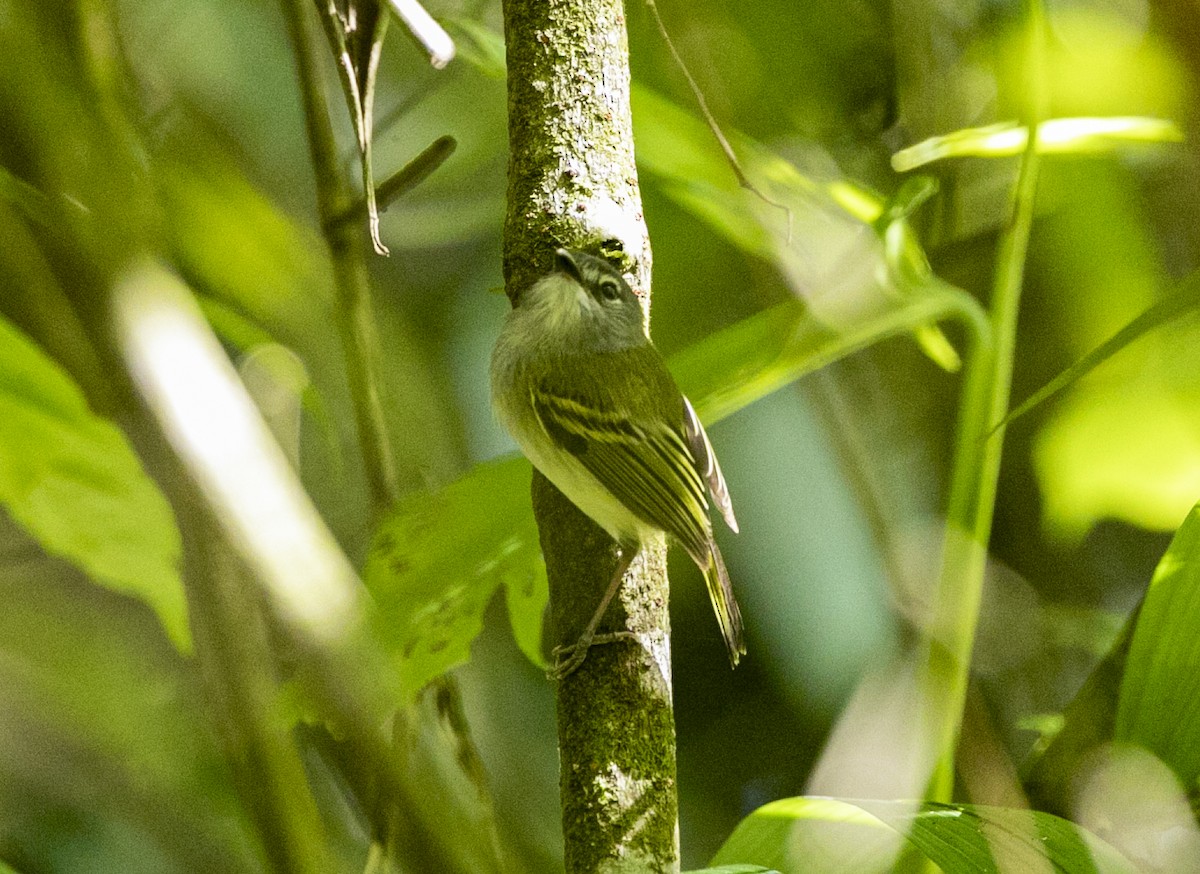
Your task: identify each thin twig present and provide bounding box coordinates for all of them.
[281,0,399,512]
[644,0,792,239]
[281,4,504,868]
[329,135,457,230]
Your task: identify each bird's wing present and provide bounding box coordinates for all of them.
[681,396,739,533]
[530,384,712,559]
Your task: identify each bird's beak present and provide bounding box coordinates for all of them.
[555,248,584,284]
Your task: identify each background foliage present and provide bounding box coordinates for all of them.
[2,0,1199,871]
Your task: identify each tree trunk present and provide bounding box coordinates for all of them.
[500,1,681,872]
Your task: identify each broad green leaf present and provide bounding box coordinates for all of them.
[893,117,1183,171]
[1115,502,1200,782]
[712,797,1136,874]
[364,457,547,696]
[999,268,1200,430]
[0,315,188,649]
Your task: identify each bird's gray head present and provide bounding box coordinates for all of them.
[513,248,646,351]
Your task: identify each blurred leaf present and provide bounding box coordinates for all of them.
[444,17,506,78]
[0,544,256,873]
[685,867,779,874]
[364,457,547,696]
[632,85,961,369]
[712,797,1136,874]
[197,295,280,352]
[672,288,981,427]
[1115,502,1200,783]
[999,269,1200,430]
[892,117,1183,171]
[0,314,188,650]
[161,163,332,343]
[0,165,54,228]
[1034,375,1200,539]
[1023,614,1134,818]
[632,85,826,261]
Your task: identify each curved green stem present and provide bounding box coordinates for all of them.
[926,0,1048,802]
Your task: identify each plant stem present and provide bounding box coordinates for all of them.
[279,4,505,870]
[279,0,398,518]
[926,0,1047,801]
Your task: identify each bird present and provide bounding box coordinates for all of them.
[490,247,744,677]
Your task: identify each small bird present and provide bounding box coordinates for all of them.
[491,247,744,677]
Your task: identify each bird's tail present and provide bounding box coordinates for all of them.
[703,541,745,667]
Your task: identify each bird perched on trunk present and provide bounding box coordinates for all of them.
[491,247,744,677]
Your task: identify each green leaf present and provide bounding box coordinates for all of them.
[162,163,332,343]
[632,85,962,373]
[0,164,54,228]
[364,458,547,697]
[672,288,982,428]
[1115,502,1200,782]
[444,17,507,78]
[892,117,1183,171]
[685,867,779,874]
[0,549,256,873]
[999,268,1200,431]
[0,315,188,650]
[712,797,1136,874]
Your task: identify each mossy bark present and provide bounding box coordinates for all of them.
[501,1,680,872]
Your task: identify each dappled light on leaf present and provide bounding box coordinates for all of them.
[1035,379,1200,539]
[364,457,548,698]
[892,117,1182,171]
[713,796,1136,874]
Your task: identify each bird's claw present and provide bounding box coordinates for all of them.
[549,631,639,680]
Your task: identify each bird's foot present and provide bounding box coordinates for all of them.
[549,631,640,680]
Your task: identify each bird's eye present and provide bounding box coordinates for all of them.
[598,279,620,301]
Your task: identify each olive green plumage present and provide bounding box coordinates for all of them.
[491,248,744,666]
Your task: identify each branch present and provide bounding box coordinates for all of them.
[502,0,679,870]
[279,3,504,869]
